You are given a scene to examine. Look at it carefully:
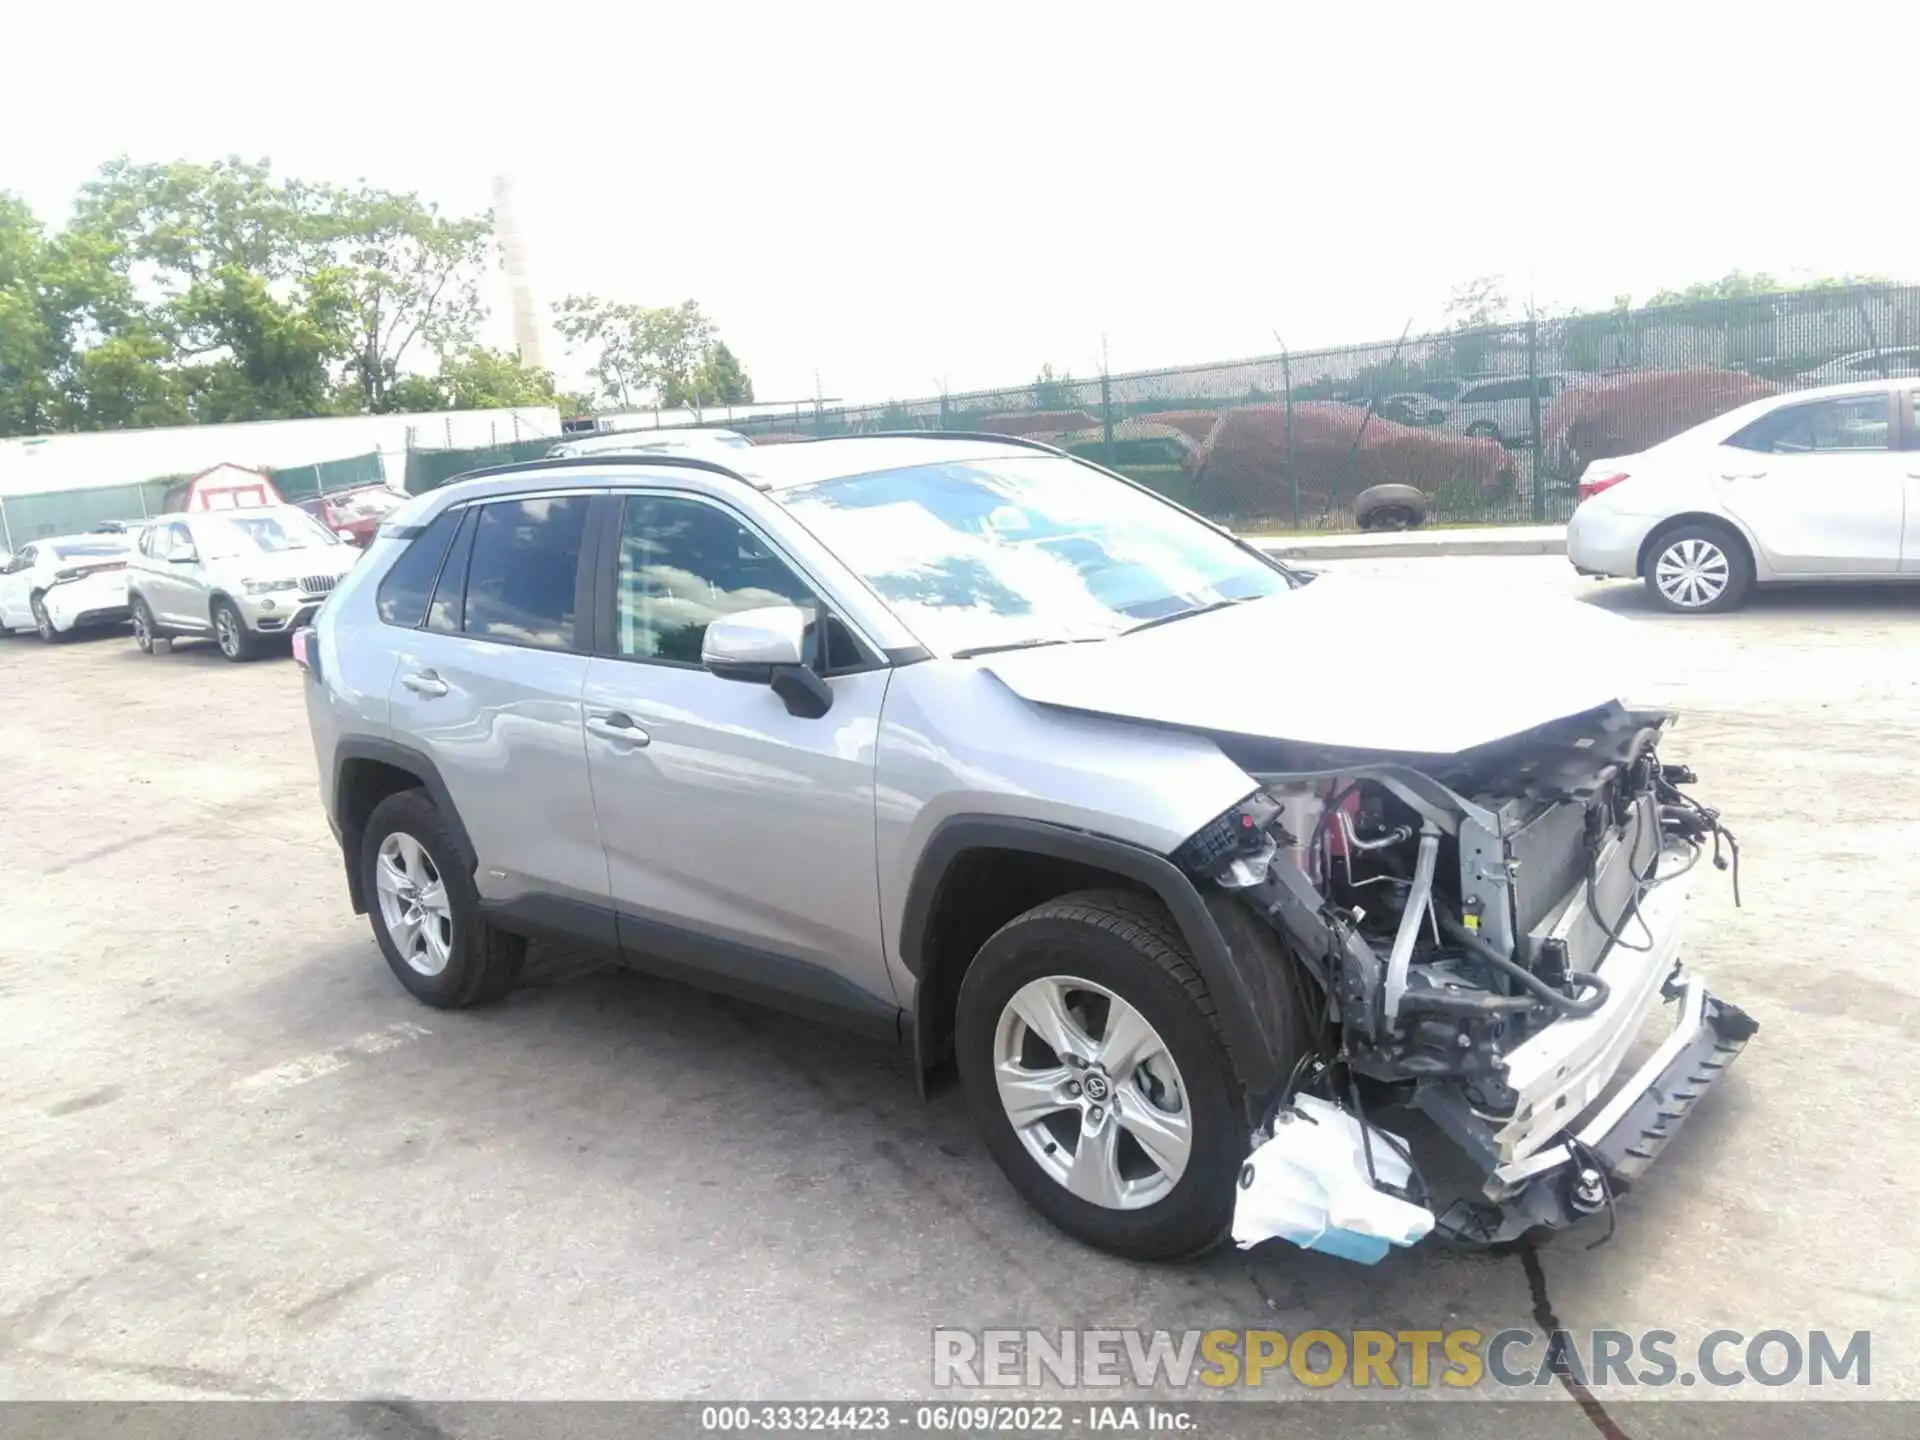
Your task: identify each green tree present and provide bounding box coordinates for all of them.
[554,296,749,412]
[1031,363,1077,409]
[385,346,559,412]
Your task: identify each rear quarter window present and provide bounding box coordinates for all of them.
[376,509,462,628]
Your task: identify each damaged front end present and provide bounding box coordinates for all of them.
[1173,702,1757,1262]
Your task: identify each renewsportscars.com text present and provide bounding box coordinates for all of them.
[932,1328,1871,1390]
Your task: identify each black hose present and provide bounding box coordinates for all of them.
[1434,906,1611,1016]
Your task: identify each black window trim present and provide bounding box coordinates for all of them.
[589,487,887,677]
[411,489,604,657]
[377,505,466,632]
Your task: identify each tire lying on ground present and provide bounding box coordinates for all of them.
[1353,483,1429,531]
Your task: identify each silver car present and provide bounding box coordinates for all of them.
[294,435,1754,1263]
[127,506,361,661]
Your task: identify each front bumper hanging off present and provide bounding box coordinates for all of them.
[1231,836,1757,1260]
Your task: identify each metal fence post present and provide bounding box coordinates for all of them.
[1527,313,1545,523]
[1101,371,1115,467]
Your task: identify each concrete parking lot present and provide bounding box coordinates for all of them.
[3,557,1918,1412]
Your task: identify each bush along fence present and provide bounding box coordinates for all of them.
[411,281,1917,532]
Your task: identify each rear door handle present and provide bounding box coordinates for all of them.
[1719,471,1767,481]
[585,711,650,746]
[401,669,448,698]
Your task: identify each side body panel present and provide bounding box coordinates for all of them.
[872,660,1258,1002]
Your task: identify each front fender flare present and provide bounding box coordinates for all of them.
[900,815,1282,1121]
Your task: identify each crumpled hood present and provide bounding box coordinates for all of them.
[983,569,1646,755]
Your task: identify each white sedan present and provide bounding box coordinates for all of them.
[0,532,134,641]
[1566,378,1920,612]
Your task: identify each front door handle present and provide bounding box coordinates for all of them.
[585,711,650,746]
[401,669,449,698]
[1719,470,1767,481]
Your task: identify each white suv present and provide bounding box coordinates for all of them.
[127,506,361,661]
[1444,373,1584,445]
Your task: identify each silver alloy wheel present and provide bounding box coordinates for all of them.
[992,974,1193,1211]
[1654,536,1731,609]
[32,596,53,641]
[131,603,152,652]
[374,831,454,977]
[214,605,241,657]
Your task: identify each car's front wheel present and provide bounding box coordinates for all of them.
[955,891,1249,1261]
[360,789,525,1008]
[211,598,257,662]
[1644,521,1754,613]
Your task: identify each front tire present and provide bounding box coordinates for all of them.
[1644,520,1754,613]
[955,890,1250,1261]
[360,789,525,1008]
[211,598,257,662]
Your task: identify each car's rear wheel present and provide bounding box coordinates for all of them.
[211,598,257,662]
[30,594,63,644]
[1644,521,1754,614]
[131,597,164,654]
[955,890,1251,1261]
[360,789,525,1008]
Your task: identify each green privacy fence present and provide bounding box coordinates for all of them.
[417,281,1918,531]
[0,452,386,549]
[403,437,554,495]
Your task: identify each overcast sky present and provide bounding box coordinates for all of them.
[10,2,1912,406]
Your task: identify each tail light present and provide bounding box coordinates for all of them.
[291,626,322,682]
[1577,471,1629,504]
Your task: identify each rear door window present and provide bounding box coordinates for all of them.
[460,496,592,651]
[376,508,462,628]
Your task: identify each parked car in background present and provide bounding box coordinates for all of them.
[127,505,361,661]
[546,428,756,462]
[299,484,408,547]
[1792,347,1920,387]
[1442,372,1584,445]
[0,533,133,642]
[1567,378,1919,612]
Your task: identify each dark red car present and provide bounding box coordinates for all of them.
[298,484,408,547]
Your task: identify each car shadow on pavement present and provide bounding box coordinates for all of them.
[1579,578,1920,617]
[254,936,1546,1343]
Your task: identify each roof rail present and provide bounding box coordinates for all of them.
[443,452,765,490]
[800,429,1070,459]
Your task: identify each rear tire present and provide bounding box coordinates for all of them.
[131,597,163,655]
[30,594,63,644]
[1643,520,1754,614]
[360,789,525,1008]
[955,890,1257,1261]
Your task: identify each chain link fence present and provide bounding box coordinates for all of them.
[412,281,1920,531]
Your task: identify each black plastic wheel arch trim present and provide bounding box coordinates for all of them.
[332,738,479,914]
[898,815,1281,1119]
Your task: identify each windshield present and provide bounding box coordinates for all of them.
[198,509,341,557]
[776,456,1289,655]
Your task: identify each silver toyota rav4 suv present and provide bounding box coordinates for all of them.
[295,435,1754,1264]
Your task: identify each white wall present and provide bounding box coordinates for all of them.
[0,407,563,500]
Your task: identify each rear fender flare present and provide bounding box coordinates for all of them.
[332,738,477,911]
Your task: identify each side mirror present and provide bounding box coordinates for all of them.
[701,604,832,719]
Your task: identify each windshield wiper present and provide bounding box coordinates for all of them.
[951,636,1096,660]
[1121,596,1246,636]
